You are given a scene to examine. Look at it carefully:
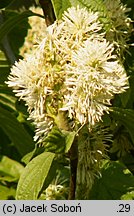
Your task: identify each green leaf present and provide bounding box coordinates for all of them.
[0,184,16,200]
[121,153,134,174]
[121,191,134,200]
[89,160,134,200]
[111,107,134,145]
[0,10,43,42]
[120,89,131,108]
[64,131,76,153]
[6,0,35,10]
[43,127,75,153]
[0,67,10,84]
[51,0,71,19]
[16,152,55,200]
[0,93,16,112]
[0,0,12,9]
[69,0,107,15]
[0,50,10,79]
[0,50,16,111]
[21,146,45,165]
[0,156,24,182]
[126,75,134,108]
[38,160,58,198]
[43,127,66,153]
[21,149,35,165]
[101,114,111,126]
[0,106,34,156]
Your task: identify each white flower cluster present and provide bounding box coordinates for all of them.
[7,6,129,143]
[63,39,128,127]
[45,184,66,200]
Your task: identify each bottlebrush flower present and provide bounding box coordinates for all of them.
[6,6,129,143]
[62,38,128,128]
[62,6,101,37]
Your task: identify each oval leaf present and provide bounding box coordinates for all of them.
[0,10,43,42]
[16,152,55,200]
[89,160,134,200]
[0,106,34,156]
[0,156,24,182]
[65,131,76,153]
[51,0,71,19]
[111,107,134,145]
[0,185,16,200]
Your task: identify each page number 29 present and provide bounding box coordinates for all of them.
[117,204,130,213]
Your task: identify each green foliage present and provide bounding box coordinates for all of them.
[0,185,16,200]
[51,0,111,30]
[64,131,76,153]
[0,3,36,157]
[70,0,106,13]
[122,0,134,19]
[0,10,43,43]
[16,152,55,200]
[43,127,66,153]
[125,74,134,108]
[120,89,131,108]
[0,0,13,9]
[0,51,16,112]
[89,160,134,200]
[6,0,35,10]
[0,51,10,84]
[0,0,35,10]
[0,156,24,182]
[111,107,134,146]
[0,0,134,200]
[51,0,71,19]
[0,156,24,200]
[39,159,58,193]
[121,153,134,174]
[0,106,34,156]
[0,11,30,43]
[43,126,75,154]
[0,48,34,160]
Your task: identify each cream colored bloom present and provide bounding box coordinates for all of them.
[45,184,65,200]
[6,6,129,143]
[7,54,54,141]
[18,20,69,143]
[62,39,128,127]
[62,6,101,36]
[7,22,66,143]
[59,6,102,61]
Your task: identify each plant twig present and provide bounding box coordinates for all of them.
[55,110,78,200]
[39,0,56,26]
[68,138,78,200]
[38,1,78,199]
